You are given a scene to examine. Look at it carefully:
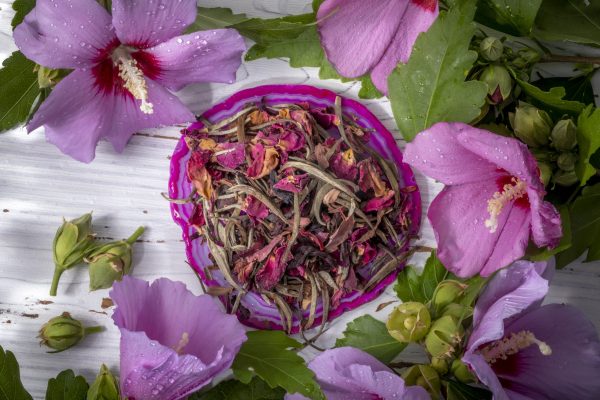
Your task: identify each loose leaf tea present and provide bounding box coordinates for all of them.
[179,98,416,332]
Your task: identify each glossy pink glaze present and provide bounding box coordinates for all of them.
[168,85,421,332]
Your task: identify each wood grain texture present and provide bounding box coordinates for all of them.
[0,0,599,398]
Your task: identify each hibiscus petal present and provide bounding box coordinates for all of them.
[457,125,544,192]
[371,0,439,93]
[499,304,600,400]
[111,0,197,48]
[429,181,527,278]
[461,353,511,400]
[28,70,194,162]
[467,261,549,351]
[317,0,409,78]
[404,123,502,186]
[111,277,247,399]
[13,0,116,69]
[300,347,422,400]
[145,30,246,91]
[527,189,562,248]
[480,204,531,277]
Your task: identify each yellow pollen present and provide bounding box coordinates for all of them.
[114,48,153,115]
[481,330,552,364]
[172,332,189,355]
[484,177,527,233]
[342,148,355,164]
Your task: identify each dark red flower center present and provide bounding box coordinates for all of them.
[411,0,437,12]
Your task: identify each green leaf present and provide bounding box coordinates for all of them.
[475,0,542,36]
[0,345,33,400]
[576,106,600,186]
[527,206,572,262]
[395,251,453,303]
[512,75,586,116]
[190,377,285,400]
[334,315,406,363]
[534,0,600,46]
[389,0,487,141]
[232,331,324,400]
[11,0,35,30]
[0,51,42,133]
[556,184,600,268]
[446,380,492,400]
[533,75,595,106]
[186,7,248,32]
[234,14,316,43]
[45,370,88,400]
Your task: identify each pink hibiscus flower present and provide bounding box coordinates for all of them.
[404,123,562,277]
[14,0,246,162]
[317,0,439,94]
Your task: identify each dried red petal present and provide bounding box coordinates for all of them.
[256,246,288,291]
[273,173,309,193]
[242,195,269,223]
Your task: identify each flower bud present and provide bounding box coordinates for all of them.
[432,280,466,314]
[557,152,577,172]
[517,48,541,65]
[440,303,473,321]
[480,37,503,62]
[51,213,96,296]
[551,119,578,151]
[386,302,431,343]
[87,364,119,400]
[510,102,553,147]
[554,170,578,187]
[425,315,464,359]
[430,356,449,375]
[35,65,62,89]
[479,65,512,104]
[86,227,145,291]
[451,359,476,384]
[38,312,103,353]
[537,162,553,187]
[402,365,441,400]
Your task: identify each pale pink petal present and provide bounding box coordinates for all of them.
[111,0,197,48]
[144,29,246,91]
[429,182,529,278]
[317,0,409,78]
[457,125,544,191]
[404,122,502,186]
[371,0,439,93]
[13,0,116,69]
[527,189,562,248]
[28,70,194,163]
[480,204,531,277]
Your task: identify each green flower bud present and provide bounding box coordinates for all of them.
[403,365,441,400]
[451,359,476,384]
[34,65,62,89]
[553,170,579,187]
[440,303,473,321]
[510,102,553,147]
[537,162,553,187]
[51,213,96,296]
[86,227,145,291]
[480,37,503,62]
[38,312,104,353]
[425,316,464,359]
[479,65,512,104]
[518,48,542,65]
[87,364,119,400]
[557,152,577,172]
[430,356,449,375]
[387,302,431,343]
[551,119,578,151]
[432,280,466,314]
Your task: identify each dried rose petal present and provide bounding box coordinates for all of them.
[359,159,388,197]
[242,195,269,223]
[274,174,309,193]
[247,143,280,179]
[363,190,395,212]
[215,143,245,169]
[330,148,358,181]
[255,246,288,291]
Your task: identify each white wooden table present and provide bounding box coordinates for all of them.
[1,1,599,398]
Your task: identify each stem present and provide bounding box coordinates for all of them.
[126,226,146,245]
[84,326,105,336]
[49,267,64,296]
[541,53,600,65]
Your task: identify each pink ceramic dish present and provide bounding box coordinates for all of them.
[168,85,421,332]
